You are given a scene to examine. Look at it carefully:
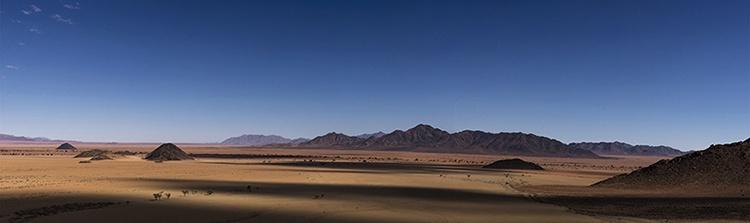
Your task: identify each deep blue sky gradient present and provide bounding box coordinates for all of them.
[0,0,748,150]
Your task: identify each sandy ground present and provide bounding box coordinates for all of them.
[0,143,743,223]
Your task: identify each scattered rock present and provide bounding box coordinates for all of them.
[90,154,114,160]
[74,149,109,158]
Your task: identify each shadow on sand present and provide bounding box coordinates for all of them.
[206,161,513,174]
[3,176,748,222]
[125,177,526,205]
[534,195,750,221]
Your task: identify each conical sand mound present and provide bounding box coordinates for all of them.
[482,158,544,170]
[145,143,193,161]
[593,138,750,193]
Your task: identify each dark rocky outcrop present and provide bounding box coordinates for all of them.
[482,158,544,170]
[74,149,109,158]
[90,154,114,160]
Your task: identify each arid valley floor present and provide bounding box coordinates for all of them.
[1,143,747,223]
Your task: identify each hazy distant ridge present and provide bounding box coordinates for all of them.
[221,134,309,146]
[0,133,71,143]
[569,142,685,157]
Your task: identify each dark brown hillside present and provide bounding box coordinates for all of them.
[593,138,750,193]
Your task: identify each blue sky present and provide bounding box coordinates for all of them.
[0,0,748,150]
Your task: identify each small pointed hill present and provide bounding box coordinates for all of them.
[592,138,750,193]
[483,158,544,170]
[569,141,685,157]
[56,143,78,151]
[300,124,600,158]
[145,143,193,161]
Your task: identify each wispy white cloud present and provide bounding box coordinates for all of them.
[64,3,81,10]
[4,65,19,70]
[51,14,74,24]
[28,28,42,34]
[12,19,22,24]
[31,5,42,13]
[18,42,26,46]
[22,5,42,15]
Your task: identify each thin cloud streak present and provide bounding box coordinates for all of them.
[30,5,42,13]
[64,3,81,10]
[51,14,74,24]
[4,65,19,70]
[22,5,42,15]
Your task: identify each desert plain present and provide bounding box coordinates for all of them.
[0,143,747,223]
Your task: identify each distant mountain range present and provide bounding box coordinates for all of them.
[301,124,601,158]
[569,142,685,157]
[0,133,70,143]
[221,131,386,146]
[221,134,309,146]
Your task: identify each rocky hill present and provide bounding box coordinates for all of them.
[592,138,750,193]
